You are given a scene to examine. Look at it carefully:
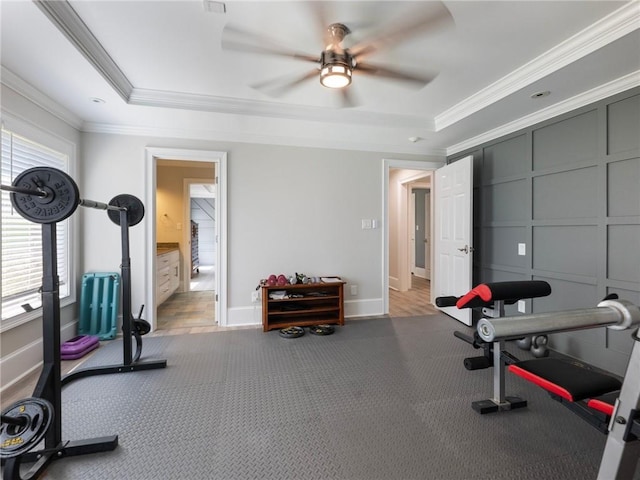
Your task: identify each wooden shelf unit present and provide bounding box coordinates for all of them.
[261,281,345,332]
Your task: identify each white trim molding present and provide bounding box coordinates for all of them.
[0,321,77,394]
[436,2,640,131]
[145,147,228,330]
[382,158,445,315]
[33,0,133,102]
[447,71,640,156]
[344,299,384,318]
[1,67,83,129]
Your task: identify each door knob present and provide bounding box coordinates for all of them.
[457,245,474,254]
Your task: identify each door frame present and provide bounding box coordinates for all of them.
[382,158,444,314]
[145,147,228,330]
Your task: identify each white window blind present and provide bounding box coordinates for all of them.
[1,128,70,322]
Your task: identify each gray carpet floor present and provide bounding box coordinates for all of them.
[19,315,627,479]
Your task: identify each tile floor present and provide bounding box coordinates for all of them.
[156,264,216,331]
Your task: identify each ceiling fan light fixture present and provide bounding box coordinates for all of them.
[320,64,352,88]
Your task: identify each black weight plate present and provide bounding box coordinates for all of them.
[309,324,335,336]
[10,167,79,223]
[1,397,53,459]
[134,319,151,336]
[279,326,305,339]
[107,194,145,227]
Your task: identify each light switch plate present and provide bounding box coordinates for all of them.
[518,243,526,256]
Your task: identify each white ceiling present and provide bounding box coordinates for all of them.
[1,1,639,155]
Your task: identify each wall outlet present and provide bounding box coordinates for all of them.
[251,290,260,303]
[518,243,526,256]
[517,300,526,313]
[350,284,358,296]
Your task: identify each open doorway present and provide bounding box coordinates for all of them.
[383,159,443,317]
[187,182,216,293]
[155,164,216,331]
[144,147,227,333]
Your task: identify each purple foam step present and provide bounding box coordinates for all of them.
[61,335,100,360]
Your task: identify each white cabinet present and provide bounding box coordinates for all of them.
[156,249,179,306]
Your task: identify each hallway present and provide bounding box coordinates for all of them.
[389,275,439,317]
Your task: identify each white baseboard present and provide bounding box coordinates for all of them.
[413,268,427,279]
[389,276,400,291]
[226,306,262,327]
[344,298,384,318]
[0,321,77,394]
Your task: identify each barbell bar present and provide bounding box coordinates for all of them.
[0,166,144,225]
[0,415,28,428]
[476,299,640,343]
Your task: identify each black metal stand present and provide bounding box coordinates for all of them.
[2,224,118,480]
[62,210,166,387]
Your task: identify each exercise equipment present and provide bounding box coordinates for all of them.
[0,167,166,479]
[60,335,100,360]
[1,398,53,459]
[309,324,335,336]
[476,299,640,479]
[7,167,144,226]
[279,326,305,338]
[78,272,120,340]
[436,280,552,414]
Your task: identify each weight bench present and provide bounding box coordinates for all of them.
[474,297,640,478]
[436,280,552,414]
[509,357,622,433]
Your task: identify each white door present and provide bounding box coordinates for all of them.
[433,156,473,325]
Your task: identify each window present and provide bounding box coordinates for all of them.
[1,126,72,326]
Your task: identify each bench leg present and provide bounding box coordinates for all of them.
[472,340,527,414]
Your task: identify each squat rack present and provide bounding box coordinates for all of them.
[1,167,166,479]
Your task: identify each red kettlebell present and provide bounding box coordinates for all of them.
[267,274,277,286]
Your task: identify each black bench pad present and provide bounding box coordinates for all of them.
[509,358,621,402]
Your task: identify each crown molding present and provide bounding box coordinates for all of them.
[446,71,640,156]
[128,88,431,129]
[33,0,133,102]
[436,2,640,131]
[34,0,431,129]
[82,121,445,157]
[1,67,83,129]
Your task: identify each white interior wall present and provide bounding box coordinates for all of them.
[81,133,442,326]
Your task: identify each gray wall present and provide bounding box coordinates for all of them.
[450,87,640,376]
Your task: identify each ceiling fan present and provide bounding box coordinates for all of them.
[221,2,454,107]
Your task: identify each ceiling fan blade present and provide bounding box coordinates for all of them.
[222,25,319,63]
[308,1,333,47]
[250,69,319,97]
[350,2,454,61]
[339,88,358,109]
[355,62,437,86]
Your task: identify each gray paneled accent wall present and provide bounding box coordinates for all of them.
[449,87,640,376]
